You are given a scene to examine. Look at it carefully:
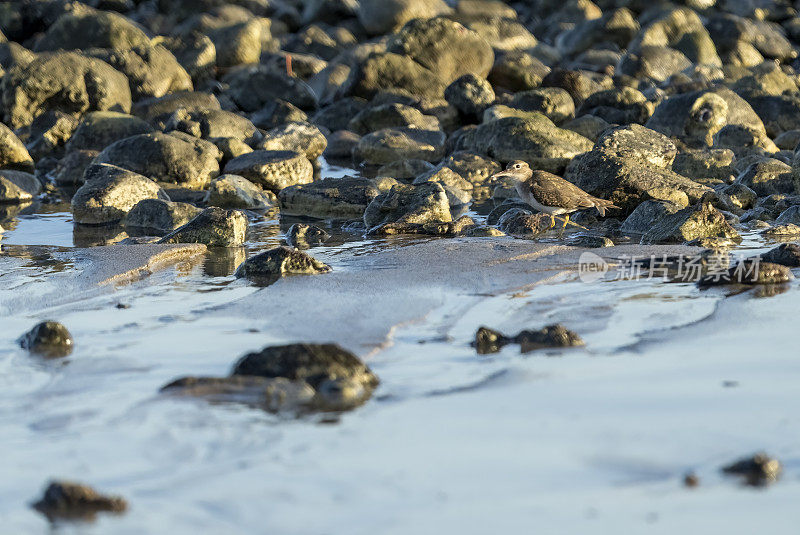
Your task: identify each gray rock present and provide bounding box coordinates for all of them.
[760,243,800,267]
[156,33,216,82]
[562,115,611,142]
[1,51,131,129]
[279,176,382,219]
[578,87,653,126]
[497,208,551,237]
[18,321,73,358]
[311,97,368,132]
[621,200,684,234]
[438,151,501,187]
[165,108,261,146]
[158,207,247,247]
[71,164,167,225]
[94,132,220,189]
[507,87,575,124]
[34,10,150,52]
[224,150,314,193]
[251,100,309,130]
[235,246,332,284]
[377,159,436,180]
[556,8,639,57]
[488,51,550,92]
[350,53,446,100]
[286,223,329,248]
[444,74,495,118]
[617,46,692,83]
[642,202,740,244]
[358,0,451,35]
[348,103,439,136]
[0,123,33,172]
[323,130,361,159]
[363,181,452,230]
[207,19,263,68]
[672,148,736,182]
[66,111,154,152]
[204,174,275,210]
[223,66,318,112]
[257,122,327,162]
[122,199,202,235]
[132,91,221,128]
[355,127,446,165]
[775,205,800,225]
[52,150,99,186]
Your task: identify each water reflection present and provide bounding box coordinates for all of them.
[204,247,247,277]
[73,224,129,247]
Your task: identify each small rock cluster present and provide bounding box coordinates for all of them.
[474,325,585,354]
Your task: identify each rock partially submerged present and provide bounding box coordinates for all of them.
[235,246,331,285]
[71,164,167,225]
[286,224,329,248]
[204,174,275,210]
[722,453,782,486]
[158,207,247,247]
[18,321,74,358]
[279,176,382,219]
[363,181,452,231]
[123,199,202,236]
[474,325,585,354]
[32,480,127,521]
[0,170,41,204]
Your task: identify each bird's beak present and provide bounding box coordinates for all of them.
[489,171,513,185]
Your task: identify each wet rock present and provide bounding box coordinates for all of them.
[355,127,446,165]
[72,164,167,225]
[94,132,220,189]
[363,181,451,230]
[34,9,150,51]
[32,480,127,521]
[235,246,331,284]
[761,223,800,238]
[444,74,495,118]
[735,158,794,196]
[223,150,313,193]
[66,111,154,152]
[358,0,450,35]
[122,199,202,235]
[567,125,710,215]
[279,176,382,219]
[463,115,593,173]
[223,66,318,112]
[497,208,551,237]
[286,223,329,248]
[387,17,493,87]
[642,202,739,244]
[158,207,247,247]
[204,174,274,210]
[721,453,782,487]
[474,324,584,354]
[0,123,33,171]
[161,376,316,413]
[369,214,478,237]
[132,91,220,129]
[348,103,439,136]
[1,51,131,129]
[165,108,261,146]
[18,321,73,358]
[258,122,327,162]
[0,170,41,204]
[760,243,800,267]
[86,44,193,101]
[699,260,792,286]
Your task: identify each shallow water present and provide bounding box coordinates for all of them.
[1,165,798,533]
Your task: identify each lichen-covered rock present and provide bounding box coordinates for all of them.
[761,243,800,267]
[0,123,33,171]
[348,103,439,135]
[672,148,736,182]
[279,176,382,219]
[158,207,247,247]
[204,174,275,210]
[363,181,452,229]
[235,246,331,283]
[223,66,318,112]
[497,208,551,237]
[165,108,261,146]
[258,122,327,162]
[387,17,494,86]
[578,87,653,126]
[34,9,150,52]
[567,125,710,215]
[355,127,446,165]
[0,170,40,203]
[66,111,154,152]
[444,74,495,118]
[358,0,451,35]
[617,46,692,83]
[94,132,220,189]
[439,151,502,187]
[488,51,550,92]
[122,198,202,235]
[223,150,314,193]
[350,52,447,100]
[462,115,593,173]
[507,87,575,124]
[132,91,220,128]
[71,164,167,225]
[1,51,131,129]
[18,321,73,358]
[642,202,740,244]
[286,223,329,248]
[33,480,127,521]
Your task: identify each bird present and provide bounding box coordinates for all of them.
[490,161,618,231]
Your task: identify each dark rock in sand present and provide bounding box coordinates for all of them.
[72,164,167,225]
[224,150,314,193]
[286,223,329,248]
[721,453,782,486]
[363,181,452,230]
[279,176,382,219]
[475,324,584,354]
[122,198,202,235]
[235,246,331,284]
[18,321,73,358]
[642,202,739,244]
[369,214,478,237]
[761,243,800,267]
[204,174,275,210]
[158,207,247,247]
[33,480,127,521]
[1,51,131,129]
[699,260,793,286]
[474,326,511,355]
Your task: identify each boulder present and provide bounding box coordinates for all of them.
[363,181,452,230]
[223,150,314,193]
[204,174,275,210]
[0,123,33,171]
[122,199,202,235]
[165,108,261,146]
[18,321,73,358]
[642,202,740,244]
[257,122,327,161]
[286,223,330,248]
[34,10,150,51]
[358,0,450,35]
[71,164,167,225]
[355,127,446,165]
[66,111,154,152]
[279,176,382,219]
[158,207,248,247]
[235,246,331,284]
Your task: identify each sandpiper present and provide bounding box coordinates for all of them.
[490,161,618,230]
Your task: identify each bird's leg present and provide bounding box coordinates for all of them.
[548,214,555,229]
[562,214,570,229]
